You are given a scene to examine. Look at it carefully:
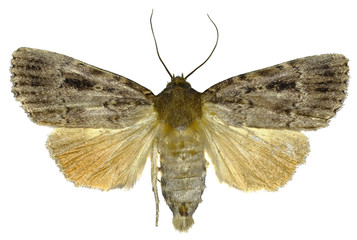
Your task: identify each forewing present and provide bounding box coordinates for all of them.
[47,114,159,190]
[199,110,309,191]
[202,54,349,130]
[11,47,155,128]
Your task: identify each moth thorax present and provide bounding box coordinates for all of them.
[154,77,202,130]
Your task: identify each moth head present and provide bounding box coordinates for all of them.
[166,75,191,89]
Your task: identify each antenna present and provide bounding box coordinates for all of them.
[150,10,173,79]
[185,14,219,80]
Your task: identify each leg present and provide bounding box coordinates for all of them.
[150,138,159,226]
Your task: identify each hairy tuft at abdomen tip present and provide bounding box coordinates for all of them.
[172,215,194,232]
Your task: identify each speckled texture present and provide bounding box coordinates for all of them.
[203,54,348,130]
[11,47,154,129]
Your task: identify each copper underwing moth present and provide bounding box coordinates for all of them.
[10,12,349,232]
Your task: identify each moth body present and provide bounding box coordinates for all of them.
[11,47,349,232]
[154,77,206,231]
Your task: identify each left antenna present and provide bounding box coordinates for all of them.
[150,10,173,78]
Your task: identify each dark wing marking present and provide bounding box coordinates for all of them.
[202,54,349,130]
[11,47,155,129]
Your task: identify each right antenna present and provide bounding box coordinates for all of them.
[185,14,219,80]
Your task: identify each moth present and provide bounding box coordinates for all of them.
[10,14,349,232]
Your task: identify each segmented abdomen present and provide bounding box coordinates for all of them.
[159,130,206,231]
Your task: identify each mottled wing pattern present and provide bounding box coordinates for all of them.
[202,54,349,130]
[47,115,159,190]
[11,47,155,129]
[199,110,309,191]
[11,47,160,190]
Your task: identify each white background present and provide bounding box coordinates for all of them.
[1,0,356,239]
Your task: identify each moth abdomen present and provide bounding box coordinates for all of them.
[159,130,206,232]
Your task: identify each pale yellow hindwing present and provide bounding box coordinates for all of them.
[199,107,310,191]
[46,114,159,191]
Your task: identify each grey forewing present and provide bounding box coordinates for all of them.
[11,47,155,129]
[202,54,349,130]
